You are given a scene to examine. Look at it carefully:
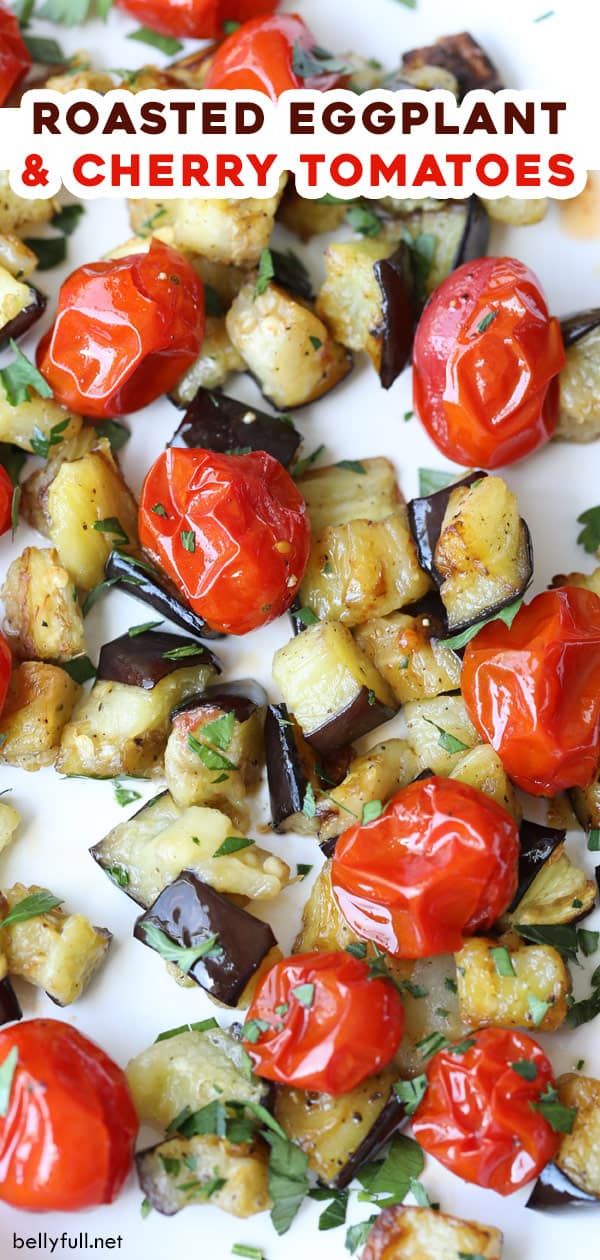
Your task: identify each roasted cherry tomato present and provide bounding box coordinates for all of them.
[0,629,11,716]
[0,463,13,536]
[0,7,31,107]
[412,1028,560,1195]
[117,0,278,38]
[36,241,205,418]
[413,256,565,469]
[331,776,519,959]
[242,950,405,1094]
[0,1019,138,1211]
[205,14,345,98]
[139,447,311,635]
[462,586,600,796]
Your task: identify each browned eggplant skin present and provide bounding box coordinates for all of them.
[375,243,417,390]
[265,703,309,831]
[0,976,22,1026]
[270,248,314,301]
[105,550,225,641]
[169,388,302,469]
[560,309,600,348]
[456,196,490,269]
[332,1094,407,1189]
[306,688,397,755]
[97,630,221,690]
[401,31,503,98]
[172,680,267,725]
[526,1162,598,1210]
[0,288,47,348]
[508,820,566,914]
[134,870,277,1006]
[408,471,486,580]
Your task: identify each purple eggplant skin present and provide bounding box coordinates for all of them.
[455,196,490,269]
[104,550,225,641]
[289,599,309,636]
[375,243,418,390]
[169,388,302,469]
[507,820,566,915]
[270,247,314,301]
[0,288,47,348]
[90,791,169,908]
[0,976,22,1026]
[307,688,397,756]
[265,703,308,831]
[97,630,221,690]
[408,471,486,579]
[333,1094,407,1190]
[172,679,268,725]
[134,870,277,1007]
[560,309,600,349]
[526,1161,598,1210]
[401,31,503,99]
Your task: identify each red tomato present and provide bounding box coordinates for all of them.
[205,14,344,98]
[0,630,11,716]
[0,7,31,107]
[412,1028,560,1195]
[36,241,205,418]
[116,0,277,37]
[139,447,311,635]
[242,950,405,1094]
[0,464,12,536]
[412,256,565,469]
[0,1019,138,1212]
[331,777,519,959]
[462,586,600,796]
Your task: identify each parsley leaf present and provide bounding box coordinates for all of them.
[52,203,84,235]
[442,597,524,650]
[424,720,469,755]
[302,783,317,819]
[292,42,350,79]
[291,444,325,478]
[0,342,53,406]
[291,982,314,1008]
[188,735,237,773]
[61,654,96,684]
[113,780,142,807]
[531,1085,577,1133]
[477,310,498,333]
[92,517,129,546]
[577,505,600,554]
[94,419,130,453]
[490,946,516,977]
[155,1018,218,1043]
[127,26,183,55]
[202,711,235,750]
[263,1129,309,1236]
[511,1059,538,1081]
[358,1133,424,1205]
[346,206,381,238]
[418,467,455,497]
[345,1218,377,1254]
[140,923,222,973]
[318,1189,349,1230]
[213,836,254,857]
[0,890,62,930]
[336,459,367,474]
[362,799,383,824]
[30,417,70,459]
[23,234,66,270]
[394,1074,427,1115]
[39,0,113,22]
[255,248,274,297]
[294,606,319,627]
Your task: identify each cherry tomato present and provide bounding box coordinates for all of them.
[205,14,344,98]
[0,630,11,717]
[331,777,519,959]
[462,586,600,796]
[413,256,565,469]
[0,463,13,536]
[0,7,31,107]
[36,241,205,418]
[242,950,405,1094]
[0,1019,138,1212]
[412,1028,560,1195]
[116,0,277,37]
[139,447,311,635]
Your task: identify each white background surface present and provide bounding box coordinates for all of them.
[0,0,599,1256]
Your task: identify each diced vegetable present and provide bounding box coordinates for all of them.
[400,197,490,296]
[362,1205,503,1259]
[449,745,520,821]
[165,682,266,818]
[557,317,600,442]
[169,317,245,403]
[293,860,363,955]
[0,801,20,856]
[272,622,397,753]
[481,196,547,226]
[315,740,418,848]
[278,185,348,240]
[169,387,302,468]
[0,662,80,770]
[1,882,110,1006]
[455,936,570,1031]
[2,547,85,662]
[97,630,221,690]
[570,768,600,830]
[500,839,596,927]
[136,1133,270,1217]
[554,1074,600,1197]
[0,233,39,281]
[354,607,461,704]
[400,31,503,98]
[104,550,225,641]
[393,953,467,1079]
[403,695,481,774]
[0,265,46,346]
[296,456,401,533]
[168,184,286,267]
[0,173,57,233]
[0,385,80,453]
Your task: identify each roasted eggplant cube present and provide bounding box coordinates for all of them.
[0,662,81,771]
[500,839,596,927]
[170,316,245,402]
[0,971,21,1026]
[400,197,490,298]
[126,1024,270,1129]
[299,509,433,628]
[92,792,288,908]
[2,546,85,663]
[415,475,533,633]
[272,622,397,753]
[570,766,600,831]
[1,882,111,1006]
[0,801,20,856]
[408,470,483,578]
[134,871,277,1006]
[362,1206,503,1260]
[0,265,46,346]
[57,651,218,780]
[97,630,221,690]
[509,820,565,910]
[315,238,416,389]
[294,860,363,954]
[557,317,600,442]
[296,456,401,534]
[401,31,503,98]
[136,1133,270,1217]
[165,683,265,815]
[403,694,480,774]
[354,609,461,704]
[449,745,520,820]
[169,387,302,468]
[394,953,467,1080]
[104,550,224,641]
[455,936,570,1032]
[226,282,352,410]
[274,1067,403,1188]
[278,184,348,240]
[315,740,418,848]
[549,1074,600,1200]
[265,703,319,834]
[0,385,80,453]
[170,185,285,267]
[527,1160,598,1210]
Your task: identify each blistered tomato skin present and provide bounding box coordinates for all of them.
[413,256,565,469]
[331,777,519,959]
[0,1019,138,1212]
[139,447,311,635]
[242,950,405,1095]
[0,8,31,106]
[462,586,600,796]
[0,630,11,716]
[412,1028,560,1195]
[36,241,205,418]
[116,0,277,37]
[205,14,344,98]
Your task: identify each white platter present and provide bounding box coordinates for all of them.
[0,0,598,1256]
